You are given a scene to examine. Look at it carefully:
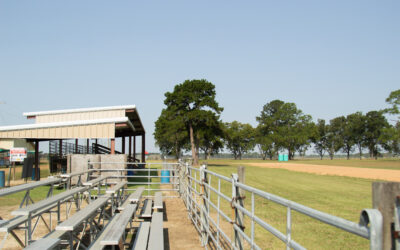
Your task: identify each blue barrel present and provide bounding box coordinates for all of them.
[161,170,170,183]
[278,154,283,161]
[0,171,4,187]
[32,168,40,180]
[127,167,134,176]
[283,154,289,161]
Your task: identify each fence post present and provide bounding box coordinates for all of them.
[200,164,209,246]
[237,166,245,247]
[232,173,244,250]
[372,182,400,250]
[186,163,192,219]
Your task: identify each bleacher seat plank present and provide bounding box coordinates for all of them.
[147,212,164,250]
[117,192,136,211]
[140,199,152,219]
[106,181,127,194]
[60,169,94,178]
[153,192,163,210]
[100,204,137,245]
[12,186,87,216]
[24,237,60,250]
[0,202,58,233]
[0,178,61,197]
[129,187,145,203]
[82,176,107,186]
[131,222,150,250]
[55,196,109,231]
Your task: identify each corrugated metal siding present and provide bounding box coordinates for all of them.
[35,110,125,124]
[0,123,115,139]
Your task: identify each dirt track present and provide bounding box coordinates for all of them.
[246,162,400,182]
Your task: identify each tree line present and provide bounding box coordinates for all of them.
[154,80,400,164]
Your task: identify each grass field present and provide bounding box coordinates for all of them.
[206,157,400,170]
[201,159,379,249]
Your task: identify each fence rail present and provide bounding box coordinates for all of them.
[177,162,383,250]
[79,160,382,249]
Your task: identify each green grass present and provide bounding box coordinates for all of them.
[197,160,374,249]
[0,185,66,207]
[205,157,400,170]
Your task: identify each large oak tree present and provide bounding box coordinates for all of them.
[162,79,223,165]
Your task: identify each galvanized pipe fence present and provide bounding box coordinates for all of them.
[176,162,383,250]
[86,161,181,198]
[83,161,383,249]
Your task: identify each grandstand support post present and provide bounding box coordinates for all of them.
[141,132,146,163]
[59,139,62,156]
[129,136,132,158]
[232,173,243,250]
[200,165,209,246]
[34,140,40,181]
[122,136,125,154]
[110,139,115,155]
[75,139,78,153]
[133,136,136,161]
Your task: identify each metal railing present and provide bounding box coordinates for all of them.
[86,161,180,198]
[177,162,383,250]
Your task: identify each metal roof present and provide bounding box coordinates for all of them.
[23,105,137,117]
[0,117,130,132]
[0,105,145,140]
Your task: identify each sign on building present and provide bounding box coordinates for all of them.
[10,147,27,162]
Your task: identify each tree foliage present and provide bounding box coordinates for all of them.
[223,121,255,160]
[311,119,328,160]
[158,79,223,165]
[385,89,400,117]
[154,109,188,159]
[256,100,313,160]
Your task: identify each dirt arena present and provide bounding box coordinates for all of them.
[246,162,400,181]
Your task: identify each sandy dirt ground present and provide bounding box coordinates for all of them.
[246,162,400,181]
[160,184,204,250]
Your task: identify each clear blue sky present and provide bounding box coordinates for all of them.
[0,1,399,152]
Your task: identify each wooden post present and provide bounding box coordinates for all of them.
[110,139,115,155]
[200,165,209,246]
[237,166,245,249]
[372,182,400,250]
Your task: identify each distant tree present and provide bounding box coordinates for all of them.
[363,111,389,159]
[311,119,328,160]
[341,117,356,160]
[223,121,255,160]
[154,109,188,159]
[163,79,223,165]
[255,126,277,160]
[256,100,313,160]
[199,115,224,160]
[325,117,345,160]
[385,89,400,118]
[346,112,366,160]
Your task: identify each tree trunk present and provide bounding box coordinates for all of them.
[347,151,350,160]
[189,123,199,166]
[358,144,362,160]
